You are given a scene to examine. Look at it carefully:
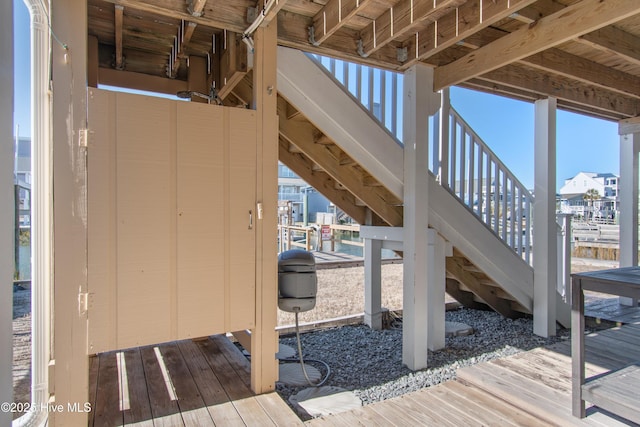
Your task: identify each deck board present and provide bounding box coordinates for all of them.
[93,352,123,427]
[139,345,184,426]
[123,348,153,426]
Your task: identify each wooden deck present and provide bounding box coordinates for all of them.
[88,335,303,426]
[90,324,640,427]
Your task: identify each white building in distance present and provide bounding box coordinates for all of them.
[559,172,619,220]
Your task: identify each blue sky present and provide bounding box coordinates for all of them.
[13,0,620,190]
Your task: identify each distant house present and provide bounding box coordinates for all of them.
[559,172,619,220]
[278,162,335,224]
[14,136,31,227]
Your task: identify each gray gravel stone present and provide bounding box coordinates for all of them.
[277,307,570,416]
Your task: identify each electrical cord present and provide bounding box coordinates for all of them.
[279,309,331,387]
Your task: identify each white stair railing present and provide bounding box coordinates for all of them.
[307,53,534,264]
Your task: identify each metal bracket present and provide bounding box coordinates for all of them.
[78,291,89,316]
[308,26,320,47]
[357,39,368,58]
[78,128,89,148]
[397,47,408,63]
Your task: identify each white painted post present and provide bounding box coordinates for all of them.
[618,119,640,306]
[556,213,572,303]
[0,1,14,425]
[427,230,446,351]
[438,88,450,188]
[402,64,440,370]
[364,238,383,330]
[533,98,557,337]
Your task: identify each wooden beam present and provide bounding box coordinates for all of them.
[279,115,404,226]
[312,0,372,46]
[478,63,640,119]
[434,0,640,90]
[446,257,520,318]
[580,26,640,67]
[218,32,249,99]
[171,21,199,77]
[263,0,289,26]
[523,49,640,99]
[403,0,537,67]
[619,116,640,135]
[187,55,209,103]
[114,5,124,70]
[98,67,188,95]
[359,0,462,58]
[103,0,247,33]
[459,25,640,99]
[88,35,99,88]
[278,138,368,224]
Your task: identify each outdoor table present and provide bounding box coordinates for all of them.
[571,266,640,424]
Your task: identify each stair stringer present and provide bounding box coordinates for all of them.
[277,46,404,200]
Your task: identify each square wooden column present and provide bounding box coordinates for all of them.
[364,237,383,329]
[402,64,440,370]
[251,19,279,393]
[533,98,557,337]
[0,1,14,425]
[51,1,90,424]
[618,117,640,306]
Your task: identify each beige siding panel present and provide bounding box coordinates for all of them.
[116,93,173,348]
[227,108,257,331]
[177,103,226,337]
[88,89,118,353]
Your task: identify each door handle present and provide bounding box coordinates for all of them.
[249,210,253,230]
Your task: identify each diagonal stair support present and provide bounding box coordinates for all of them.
[277,46,404,200]
[278,111,404,227]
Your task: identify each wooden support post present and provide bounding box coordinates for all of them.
[187,55,208,103]
[0,1,14,424]
[427,229,446,351]
[533,97,557,337]
[52,0,90,424]
[251,18,278,394]
[618,119,640,306]
[402,63,440,370]
[218,32,249,100]
[364,238,382,330]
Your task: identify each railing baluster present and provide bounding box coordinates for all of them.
[305,52,535,264]
[469,136,475,209]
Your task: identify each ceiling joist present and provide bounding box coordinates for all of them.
[579,26,640,67]
[312,0,372,46]
[114,5,124,69]
[434,0,640,91]
[358,0,462,58]
[402,0,537,68]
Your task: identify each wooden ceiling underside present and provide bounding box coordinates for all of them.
[88,0,640,121]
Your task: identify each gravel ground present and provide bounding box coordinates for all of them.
[277,307,571,418]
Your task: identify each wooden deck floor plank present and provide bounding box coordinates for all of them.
[254,392,305,426]
[378,393,454,426]
[205,401,248,427]
[551,341,633,372]
[159,343,215,426]
[88,355,99,427]
[456,363,585,426]
[195,338,254,401]
[341,405,394,427]
[138,345,184,425]
[176,339,248,425]
[233,397,277,426]
[176,339,230,405]
[426,381,528,427]
[415,387,490,426]
[444,380,552,427]
[93,351,124,427]
[123,348,154,426]
[211,335,252,390]
[588,330,640,354]
[400,391,466,426]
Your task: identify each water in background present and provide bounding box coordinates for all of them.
[17,245,30,280]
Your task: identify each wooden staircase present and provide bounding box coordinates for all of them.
[231,73,530,319]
